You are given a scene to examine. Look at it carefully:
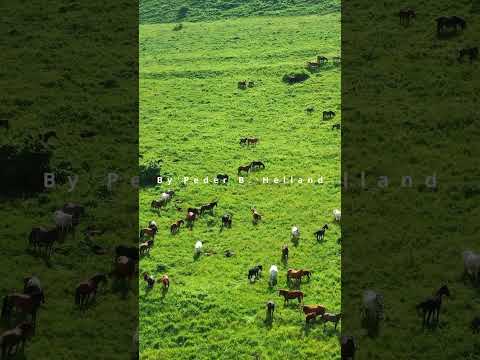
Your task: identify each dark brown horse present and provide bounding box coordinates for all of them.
[238,164,251,175]
[278,289,304,305]
[303,304,326,316]
[1,293,40,326]
[221,214,232,229]
[200,201,218,215]
[170,220,184,234]
[281,244,289,261]
[161,275,169,289]
[0,322,33,359]
[266,300,275,322]
[111,257,136,285]
[75,273,108,309]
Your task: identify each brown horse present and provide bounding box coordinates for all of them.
[303,304,326,316]
[251,208,262,224]
[150,200,163,209]
[0,322,34,359]
[247,138,258,146]
[75,273,107,309]
[1,293,41,326]
[287,269,311,285]
[238,164,251,175]
[170,220,184,234]
[281,244,289,261]
[161,275,169,289]
[139,227,157,239]
[278,289,304,305]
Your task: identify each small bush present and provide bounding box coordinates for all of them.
[282,72,310,84]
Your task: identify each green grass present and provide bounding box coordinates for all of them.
[140,0,339,24]
[140,12,340,359]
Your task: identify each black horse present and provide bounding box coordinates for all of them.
[416,285,450,327]
[314,224,329,241]
[341,335,356,360]
[250,161,265,171]
[221,214,232,229]
[436,16,466,35]
[248,265,263,281]
[28,227,60,256]
[266,300,275,322]
[458,47,478,63]
[200,201,218,215]
[115,245,139,262]
[216,174,229,184]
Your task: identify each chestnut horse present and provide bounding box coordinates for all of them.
[303,304,326,316]
[161,275,169,289]
[278,289,304,305]
[287,269,311,285]
[75,273,108,309]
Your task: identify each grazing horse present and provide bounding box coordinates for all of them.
[53,210,74,233]
[200,201,218,215]
[436,16,466,35]
[111,256,136,285]
[170,220,184,234]
[266,301,275,320]
[251,208,262,224]
[0,322,33,359]
[323,111,336,120]
[287,269,311,285]
[221,214,232,229]
[332,123,341,130]
[248,265,263,282]
[303,304,326,316]
[115,245,139,262]
[416,285,450,327]
[238,164,251,175]
[321,312,342,330]
[399,9,415,26]
[186,211,197,229]
[161,274,169,289]
[75,273,107,309]
[341,335,356,360]
[23,276,45,307]
[458,47,478,63]
[362,290,384,331]
[62,202,84,225]
[216,174,229,184]
[278,289,304,305]
[291,226,300,240]
[143,272,155,288]
[0,119,9,130]
[28,227,60,256]
[238,80,247,90]
[306,61,321,70]
[463,250,480,284]
[247,138,258,146]
[314,224,329,241]
[333,209,341,221]
[317,56,328,63]
[269,265,278,286]
[250,161,265,171]
[471,316,480,333]
[150,200,163,209]
[139,240,154,256]
[1,293,40,326]
[281,244,289,261]
[139,226,157,240]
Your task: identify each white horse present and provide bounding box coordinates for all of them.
[333,209,341,221]
[291,226,300,240]
[463,250,480,283]
[269,265,278,286]
[194,241,203,256]
[53,210,73,232]
[362,290,384,323]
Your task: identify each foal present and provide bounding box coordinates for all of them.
[416,285,450,327]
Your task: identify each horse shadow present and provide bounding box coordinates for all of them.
[437,31,461,40]
[281,256,288,267]
[264,313,274,329]
[160,287,169,300]
[193,253,201,261]
[291,238,299,247]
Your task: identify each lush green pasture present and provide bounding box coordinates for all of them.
[140,13,340,359]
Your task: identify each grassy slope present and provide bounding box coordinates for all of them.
[140,13,340,359]
[140,0,339,24]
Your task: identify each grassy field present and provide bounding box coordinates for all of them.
[140,0,339,24]
[341,0,480,359]
[139,12,340,360]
